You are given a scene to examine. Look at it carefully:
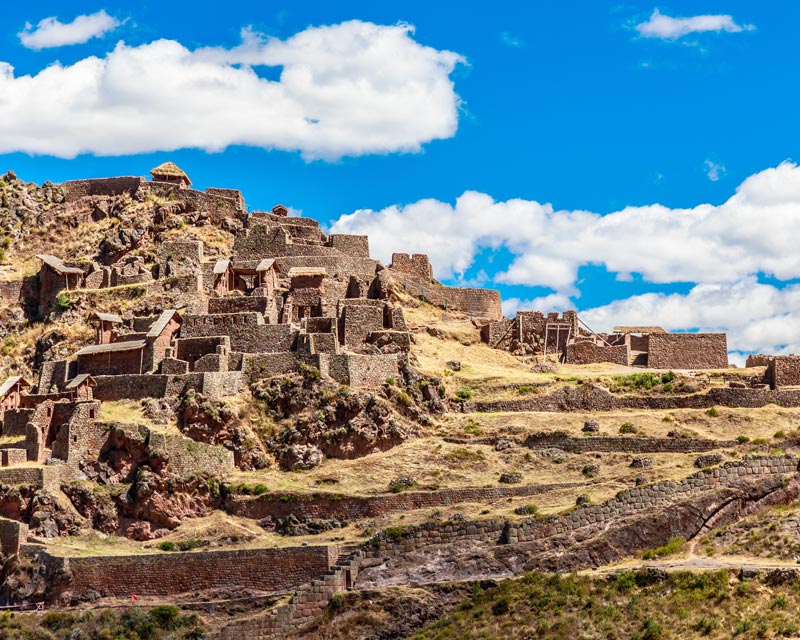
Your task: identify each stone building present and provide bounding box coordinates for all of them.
[0,376,30,411]
[484,311,728,370]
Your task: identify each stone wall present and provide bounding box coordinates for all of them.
[565,341,629,365]
[275,255,378,279]
[33,545,336,601]
[207,296,270,315]
[416,282,502,320]
[61,177,145,202]
[524,432,736,453]
[389,253,433,280]
[242,352,300,382]
[0,279,23,303]
[765,356,800,389]
[647,333,728,369]
[746,354,772,368]
[92,373,205,401]
[0,518,27,555]
[328,234,370,257]
[469,385,800,413]
[182,313,296,353]
[147,431,234,477]
[328,354,398,387]
[226,482,579,522]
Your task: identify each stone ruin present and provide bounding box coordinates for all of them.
[0,163,506,472]
[482,311,730,370]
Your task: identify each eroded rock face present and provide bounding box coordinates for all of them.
[61,483,119,534]
[114,467,221,540]
[177,392,269,470]
[252,373,416,470]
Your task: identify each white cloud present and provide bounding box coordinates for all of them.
[0,21,464,159]
[635,9,754,40]
[503,293,573,317]
[500,32,524,48]
[330,161,800,292]
[19,10,120,50]
[581,279,800,357]
[704,159,726,182]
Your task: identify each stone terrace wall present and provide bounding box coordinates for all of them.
[524,433,736,453]
[93,373,205,401]
[565,341,629,365]
[469,385,800,413]
[31,545,337,601]
[647,333,728,369]
[226,482,580,522]
[62,177,144,202]
[148,432,234,477]
[508,455,796,543]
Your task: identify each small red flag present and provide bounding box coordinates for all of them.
[131,594,138,602]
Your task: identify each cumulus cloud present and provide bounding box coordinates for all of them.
[635,9,754,40]
[332,161,800,291]
[581,279,800,358]
[0,21,464,159]
[19,10,120,50]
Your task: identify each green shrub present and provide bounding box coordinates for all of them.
[619,422,637,434]
[385,377,396,386]
[661,371,675,383]
[736,435,750,444]
[662,383,673,392]
[329,592,345,611]
[706,406,720,417]
[517,385,537,395]
[774,430,786,440]
[642,536,686,560]
[55,292,72,309]
[395,391,413,406]
[455,389,473,401]
[158,541,176,552]
[385,526,407,542]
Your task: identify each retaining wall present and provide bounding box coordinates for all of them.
[31,544,338,601]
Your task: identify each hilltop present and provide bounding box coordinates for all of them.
[0,165,799,639]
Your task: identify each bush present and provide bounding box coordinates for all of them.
[661,371,675,383]
[455,389,473,401]
[642,536,686,560]
[706,406,720,417]
[517,385,537,395]
[774,430,786,440]
[55,292,72,309]
[491,597,510,616]
[619,422,637,434]
[385,377,396,386]
[158,541,176,552]
[385,526,407,542]
[395,391,413,406]
[736,435,750,444]
[662,383,673,392]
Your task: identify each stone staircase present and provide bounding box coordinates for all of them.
[215,545,363,639]
[630,351,648,367]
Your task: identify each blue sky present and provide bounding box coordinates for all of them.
[2,2,800,361]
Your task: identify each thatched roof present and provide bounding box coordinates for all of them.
[90,312,123,324]
[288,267,327,278]
[613,326,668,334]
[150,162,191,185]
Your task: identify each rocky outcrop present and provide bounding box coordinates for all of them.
[178,392,269,470]
[252,372,416,470]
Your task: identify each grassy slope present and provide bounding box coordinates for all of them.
[411,570,800,640]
